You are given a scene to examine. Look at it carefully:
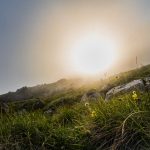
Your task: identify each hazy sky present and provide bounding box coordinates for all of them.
[0,0,150,94]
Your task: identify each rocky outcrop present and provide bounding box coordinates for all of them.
[105,79,145,100]
[44,109,53,114]
[81,89,102,102]
[143,77,150,91]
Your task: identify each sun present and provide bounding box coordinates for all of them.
[71,32,118,75]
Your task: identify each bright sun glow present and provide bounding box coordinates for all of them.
[71,32,118,75]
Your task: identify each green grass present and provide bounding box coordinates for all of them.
[88,94,150,149]
[0,110,89,150]
[1,65,150,149]
[99,64,150,94]
[1,92,150,149]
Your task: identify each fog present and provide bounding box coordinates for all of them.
[0,0,150,94]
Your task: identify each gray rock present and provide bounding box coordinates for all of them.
[81,89,102,102]
[44,109,53,114]
[143,77,150,91]
[33,100,45,109]
[105,79,145,100]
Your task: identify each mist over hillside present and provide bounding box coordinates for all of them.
[1,64,150,103]
[0,78,86,102]
[1,64,150,149]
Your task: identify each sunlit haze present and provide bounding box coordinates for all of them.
[71,31,119,75]
[0,0,150,94]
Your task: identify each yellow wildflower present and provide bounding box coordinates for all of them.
[91,111,97,117]
[132,91,138,101]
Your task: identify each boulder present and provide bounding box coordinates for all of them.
[81,89,102,102]
[32,100,45,109]
[44,109,53,114]
[143,77,150,91]
[105,79,145,100]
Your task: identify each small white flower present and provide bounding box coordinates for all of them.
[85,102,89,107]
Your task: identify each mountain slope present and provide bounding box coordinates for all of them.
[0,78,85,102]
[1,65,150,149]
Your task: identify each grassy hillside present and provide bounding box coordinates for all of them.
[0,78,85,102]
[1,65,150,149]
